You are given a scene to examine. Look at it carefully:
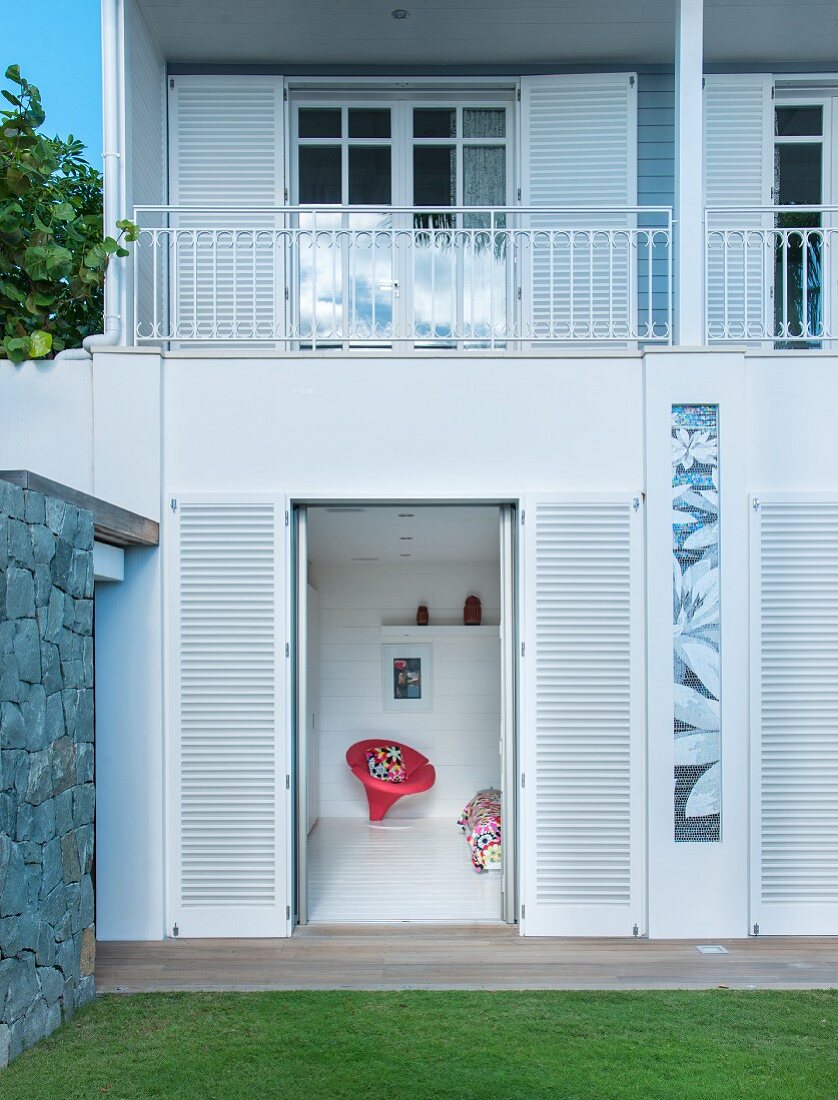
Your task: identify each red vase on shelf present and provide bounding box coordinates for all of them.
[464,595,482,625]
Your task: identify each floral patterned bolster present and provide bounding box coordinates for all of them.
[458,789,502,872]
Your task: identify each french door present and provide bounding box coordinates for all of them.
[290,94,514,348]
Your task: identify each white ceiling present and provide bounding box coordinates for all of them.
[139,0,836,66]
[306,505,500,565]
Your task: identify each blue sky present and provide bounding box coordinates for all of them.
[4,0,102,164]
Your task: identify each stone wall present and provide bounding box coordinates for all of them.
[0,479,95,1066]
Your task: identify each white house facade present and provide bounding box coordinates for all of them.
[3,0,838,944]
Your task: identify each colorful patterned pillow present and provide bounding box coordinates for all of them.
[365,745,407,783]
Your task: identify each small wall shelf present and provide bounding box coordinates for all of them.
[380,625,500,640]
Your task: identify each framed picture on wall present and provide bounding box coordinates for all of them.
[381,644,432,713]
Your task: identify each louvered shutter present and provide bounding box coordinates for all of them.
[521,496,644,936]
[168,76,285,344]
[703,75,773,341]
[750,495,838,935]
[520,74,637,343]
[169,498,289,937]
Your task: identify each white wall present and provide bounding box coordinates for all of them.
[94,545,165,940]
[313,561,501,820]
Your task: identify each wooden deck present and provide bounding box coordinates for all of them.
[96,926,838,992]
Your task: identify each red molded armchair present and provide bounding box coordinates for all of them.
[346,739,436,822]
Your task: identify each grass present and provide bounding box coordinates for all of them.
[2,990,837,1099]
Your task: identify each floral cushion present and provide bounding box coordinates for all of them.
[458,789,502,871]
[365,745,407,783]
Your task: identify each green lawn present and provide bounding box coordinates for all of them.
[2,990,836,1099]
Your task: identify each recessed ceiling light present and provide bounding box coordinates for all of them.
[399,553,412,557]
[326,507,365,513]
[397,512,415,518]
[391,8,409,18]
[351,556,379,561]
[399,536,413,541]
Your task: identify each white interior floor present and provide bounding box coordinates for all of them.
[307,817,502,923]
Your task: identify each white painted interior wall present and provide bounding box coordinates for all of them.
[311,560,501,821]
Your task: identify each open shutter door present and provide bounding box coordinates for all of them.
[520,74,637,343]
[704,75,773,341]
[168,75,285,345]
[169,498,289,937]
[521,496,644,936]
[750,495,838,935]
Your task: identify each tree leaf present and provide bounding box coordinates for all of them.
[27,329,52,358]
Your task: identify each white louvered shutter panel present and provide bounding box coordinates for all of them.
[168,76,285,345]
[522,496,644,936]
[703,75,773,341]
[170,499,288,937]
[750,495,838,935]
[520,74,637,343]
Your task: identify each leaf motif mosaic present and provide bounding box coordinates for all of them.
[672,404,721,842]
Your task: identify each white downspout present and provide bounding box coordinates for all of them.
[55,0,123,361]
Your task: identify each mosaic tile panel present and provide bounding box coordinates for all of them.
[672,404,721,843]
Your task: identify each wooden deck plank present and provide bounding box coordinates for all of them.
[96,929,838,992]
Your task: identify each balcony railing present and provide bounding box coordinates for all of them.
[706,207,838,346]
[132,206,673,348]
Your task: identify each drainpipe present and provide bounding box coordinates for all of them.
[55,0,124,362]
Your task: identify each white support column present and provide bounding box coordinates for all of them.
[101,0,127,343]
[675,0,705,345]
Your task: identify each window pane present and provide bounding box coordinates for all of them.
[298,108,342,138]
[413,108,456,138]
[775,106,822,137]
[464,146,506,207]
[463,109,506,138]
[348,108,391,138]
[414,146,456,206]
[775,144,822,206]
[298,146,342,203]
[348,147,392,204]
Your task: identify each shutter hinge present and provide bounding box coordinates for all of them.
[521,904,526,919]
[284,286,289,300]
[283,87,288,102]
[629,75,635,87]
[172,923,179,937]
[702,76,706,89]
[771,86,775,99]
[170,498,177,513]
[517,86,521,102]
[284,186,289,203]
[633,923,639,937]
[752,497,761,512]
[286,905,291,920]
[285,642,290,658]
[753,922,760,936]
[521,772,525,788]
[632,496,641,512]
[285,774,290,790]
[517,286,522,301]
[285,509,289,526]
[521,641,525,657]
[169,78,174,90]
[517,187,522,203]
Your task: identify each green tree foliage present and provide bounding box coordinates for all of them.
[0,64,137,363]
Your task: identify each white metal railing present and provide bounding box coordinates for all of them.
[132,206,673,348]
[705,207,838,346]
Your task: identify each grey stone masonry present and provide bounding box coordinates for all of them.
[0,479,95,1067]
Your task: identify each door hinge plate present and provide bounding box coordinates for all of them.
[285,642,290,657]
[170,498,177,512]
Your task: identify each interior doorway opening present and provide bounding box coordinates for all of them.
[295,502,517,924]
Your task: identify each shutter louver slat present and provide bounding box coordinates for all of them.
[172,499,287,938]
[524,497,642,936]
[752,497,838,934]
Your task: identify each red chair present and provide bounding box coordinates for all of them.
[346,739,436,822]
